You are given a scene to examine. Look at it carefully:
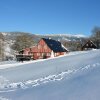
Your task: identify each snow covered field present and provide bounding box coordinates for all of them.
[0,49,100,100]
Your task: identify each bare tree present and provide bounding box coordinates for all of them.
[0,33,4,61]
[91,27,100,48]
[12,33,34,51]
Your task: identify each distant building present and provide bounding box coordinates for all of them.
[82,40,97,50]
[19,38,68,60]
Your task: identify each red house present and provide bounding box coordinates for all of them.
[23,38,68,60]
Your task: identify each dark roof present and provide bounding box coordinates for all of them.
[42,38,67,52]
[82,40,97,49]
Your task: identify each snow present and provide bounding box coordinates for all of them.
[3,40,15,58]
[0,50,89,67]
[0,49,100,100]
[0,96,10,100]
[1,33,8,36]
[36,33,86,38]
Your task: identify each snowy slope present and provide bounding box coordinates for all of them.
[0,50,99,82]
[0,49,100,100]
[1,32,15,60]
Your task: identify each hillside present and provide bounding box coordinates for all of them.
[0,49,100,100]
[1,32,87,57]
[0,32,87,61]
[3,32,86,42]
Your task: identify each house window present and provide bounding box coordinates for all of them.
[86,44,88,46]
[85,48,87,50]
[56,52,59,56]
[28,52,33,55]
[47,53,51,56]
[41,53,44,56]
[28,52,31,55]
[37,53,40,56]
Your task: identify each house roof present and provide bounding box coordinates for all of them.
[42,38,67,52]
[82,40,97,49]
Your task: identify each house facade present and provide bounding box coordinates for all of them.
[22,38,68,60]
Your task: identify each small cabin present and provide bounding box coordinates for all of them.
[82,40,97,50]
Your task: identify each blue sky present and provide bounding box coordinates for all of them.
[0,0,100,36]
